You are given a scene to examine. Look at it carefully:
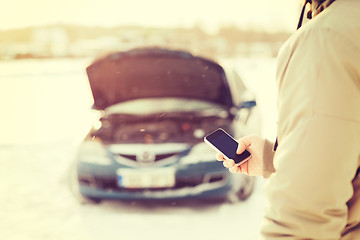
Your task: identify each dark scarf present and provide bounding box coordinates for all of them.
[297,0,337,29]
[312,0,337,16]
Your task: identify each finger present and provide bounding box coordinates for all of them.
[229,165,240,173]
[216,153,225,161]
[236,136,252,154]
[238,162,249,175]
[223,159,235,168]
[229,162,249,174]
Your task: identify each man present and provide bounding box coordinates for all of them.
[217,0,360,239]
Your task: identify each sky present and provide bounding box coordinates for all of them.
[2,0,302,33]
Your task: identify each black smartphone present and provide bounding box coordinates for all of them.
[204,128,251,164]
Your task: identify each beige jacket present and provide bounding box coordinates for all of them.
[261,0,360,239]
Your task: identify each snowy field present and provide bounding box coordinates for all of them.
[0,57,277,240]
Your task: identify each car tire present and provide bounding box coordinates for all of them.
[83,197,102,204]
[236,175,255,201]
[66,159,103,205]
[227,174,256,203]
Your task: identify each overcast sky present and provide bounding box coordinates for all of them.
[2,0,302,33]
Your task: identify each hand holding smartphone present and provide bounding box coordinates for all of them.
[204,128,251,165]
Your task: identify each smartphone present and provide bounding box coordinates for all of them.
[204,128,251,164]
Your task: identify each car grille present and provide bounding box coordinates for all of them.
[118,153,177,162]
[78,173,226,192]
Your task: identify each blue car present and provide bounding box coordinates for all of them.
[75,47,260,203]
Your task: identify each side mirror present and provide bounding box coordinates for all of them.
[233,100,257,124]
[240,100,256,109]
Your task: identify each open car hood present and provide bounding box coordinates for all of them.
[86,48,234,110]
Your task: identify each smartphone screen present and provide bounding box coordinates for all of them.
[204,128,251,164]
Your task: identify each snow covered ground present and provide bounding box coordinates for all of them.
[0,57,278,240]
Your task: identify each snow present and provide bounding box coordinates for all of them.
[0,57,278,240]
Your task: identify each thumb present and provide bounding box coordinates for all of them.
[236,136,252,154]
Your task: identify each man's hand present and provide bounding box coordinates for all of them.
[216,135,265,176]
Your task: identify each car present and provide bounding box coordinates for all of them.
[74,47,260,204]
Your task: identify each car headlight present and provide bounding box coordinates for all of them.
[77,138,112,165]
[180,142,217,165]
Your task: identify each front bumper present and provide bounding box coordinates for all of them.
[78,179,231,200]
[77,162,232,200]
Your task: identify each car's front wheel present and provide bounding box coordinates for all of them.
[237,175,255,200]
[82,196,102,204]
[66,159,103,205]
[228,174,256,202]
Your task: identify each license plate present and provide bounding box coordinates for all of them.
[117,168,175,188]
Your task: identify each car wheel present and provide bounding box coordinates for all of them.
[66,159,102,205]
[236,175,255,201]
[227,174,256,203]
[83,197,102,204]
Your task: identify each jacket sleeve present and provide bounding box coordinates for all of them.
[261,26,360,239]
[263,139,275,178]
